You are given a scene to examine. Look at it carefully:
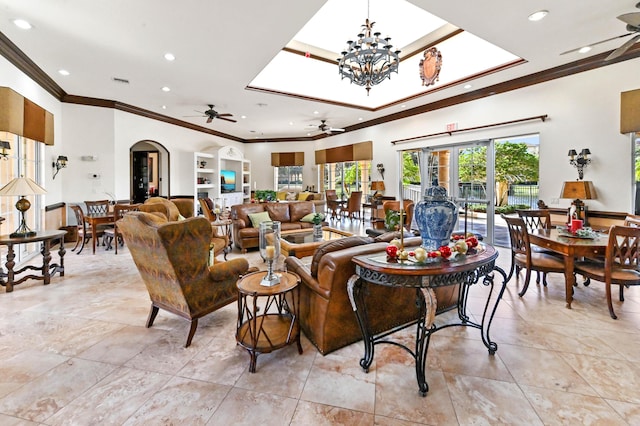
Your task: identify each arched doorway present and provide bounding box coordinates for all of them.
[130,140,170,203]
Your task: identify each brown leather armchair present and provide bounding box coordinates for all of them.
[118,212,249,347]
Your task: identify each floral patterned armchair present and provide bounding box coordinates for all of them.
[118,212,249,347]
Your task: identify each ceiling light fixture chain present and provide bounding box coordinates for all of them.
[337,0,400,95]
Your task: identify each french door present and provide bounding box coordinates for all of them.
[420,140,496,244]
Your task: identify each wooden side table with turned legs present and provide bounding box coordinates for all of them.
[236,270,302,372]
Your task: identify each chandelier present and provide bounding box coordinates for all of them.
[337,2,400,95]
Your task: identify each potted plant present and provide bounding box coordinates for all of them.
[312,213,323,239]
[255,190,276,202]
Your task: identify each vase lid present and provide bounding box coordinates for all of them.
[424,185,449,200]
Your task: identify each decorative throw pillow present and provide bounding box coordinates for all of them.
[300,212,326,223]
[297,192,312,201]
[286,191,297,201]
[248,211,271,228]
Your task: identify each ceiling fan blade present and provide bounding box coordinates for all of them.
[618,12,640,27]
[217,117,237,123]
[217,113,233,117]
[206,116,213,124]
[606,33,640,60]
[560,33,632,55]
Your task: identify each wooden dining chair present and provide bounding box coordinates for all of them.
[70,205,105,254]
[341,191,362,221]
[85,199,110,215]
[103,203,140,254]
[502,214,565,297]
[516,209,552,231]
[325,190,341,219]
[575,225,640,319]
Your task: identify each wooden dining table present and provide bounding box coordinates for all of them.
[84,212,115,254]
[528,228,608,309]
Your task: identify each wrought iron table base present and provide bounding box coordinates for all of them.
[347,261,507,397]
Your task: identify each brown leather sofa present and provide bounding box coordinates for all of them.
[231,201,319,252]
[285,233,459,355]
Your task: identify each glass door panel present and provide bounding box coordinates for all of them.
[420,141,495,244]
[456,143,494,244]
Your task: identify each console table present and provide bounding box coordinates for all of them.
[347,244,507,396]
[0,230,66,292]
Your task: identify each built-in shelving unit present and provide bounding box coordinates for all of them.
[194,152,215,215]
[193,146,251,215]
[217,146,250,208]
[242,159,251,203]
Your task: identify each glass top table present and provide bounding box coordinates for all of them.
[280,227,354,258]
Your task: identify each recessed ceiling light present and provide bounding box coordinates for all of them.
[578,46,592,54]
[289,121,294,126]
[358,117,363,121]
[307,133,311,136]
[401,105,406,108]
[528,10,548,22]
[313,111,319,115]
[13,19,31,30]
[161,105,167,109]
[241,115,247,119]
[58,69,70,76]
[164,53,175,61]
[161,86,170,92]
[464,84,472,89]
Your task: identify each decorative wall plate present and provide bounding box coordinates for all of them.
[419,47,443,87]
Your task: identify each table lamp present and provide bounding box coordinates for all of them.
[560,180,596,223]
[0,176,47,238]
[370,181,385,198]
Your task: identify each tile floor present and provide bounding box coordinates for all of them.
[1,226,640,425]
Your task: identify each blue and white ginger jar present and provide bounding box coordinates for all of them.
[414,185,458,251]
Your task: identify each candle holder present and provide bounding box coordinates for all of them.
[259,221,281,286]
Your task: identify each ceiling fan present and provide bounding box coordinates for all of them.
[193,104,236,124]
[560,2,640,60]
[315,120,345,135]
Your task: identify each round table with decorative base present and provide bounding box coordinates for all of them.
[347,244,507,396]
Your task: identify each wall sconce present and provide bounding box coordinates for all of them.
[376,163,385,180]
[0,140,10,160]
[52,155,68,180]
[568,148,591,180]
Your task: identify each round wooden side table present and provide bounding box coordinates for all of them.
[236,270,302,373]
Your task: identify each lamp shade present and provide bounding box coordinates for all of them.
[560,181,596,200]
[370,181,385,191]
[0,176,47,196]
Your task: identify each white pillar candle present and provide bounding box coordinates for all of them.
[265,245,276,260]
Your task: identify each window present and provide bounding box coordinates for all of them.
[0,132,44,263]
[276,166,303,191]
[322,161,371,199]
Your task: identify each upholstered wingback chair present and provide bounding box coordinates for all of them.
[118,212,249,347]
[142,197,193,221]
